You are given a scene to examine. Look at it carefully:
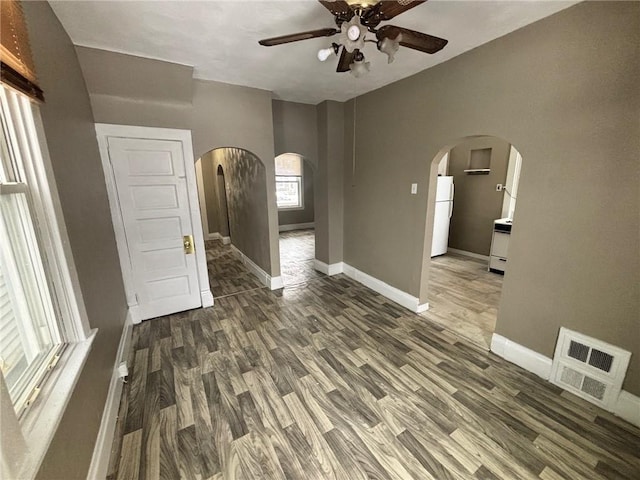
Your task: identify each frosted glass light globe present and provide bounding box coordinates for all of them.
[317,48,333,61]
[347,25,361,41]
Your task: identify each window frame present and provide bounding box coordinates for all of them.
[0,85,95,479]
[275,174,304,210]
[275,154,304,211]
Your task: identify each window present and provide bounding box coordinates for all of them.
[0,85,93,478]
[0,85,65,413]
[275,153,303,209]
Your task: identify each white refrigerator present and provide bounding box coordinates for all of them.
[431,176,454,257]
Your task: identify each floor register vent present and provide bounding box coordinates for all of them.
[550,328,630,409]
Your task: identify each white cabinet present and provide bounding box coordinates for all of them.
[489,220,511,274]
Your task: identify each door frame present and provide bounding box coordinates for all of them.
[95,124,213,323]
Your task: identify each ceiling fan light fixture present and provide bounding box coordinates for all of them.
[339,16,367,53]
[317,47,333,61]
[379,33,403,64]
[347,25,361,41]
[258,1,449,77]
[349,59,370,78]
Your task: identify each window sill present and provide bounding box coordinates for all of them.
[278,206,305,212]
[10,329,97,479]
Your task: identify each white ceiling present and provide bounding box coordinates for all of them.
[49,0,578,105]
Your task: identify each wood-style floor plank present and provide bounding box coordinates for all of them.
[107,235,640,480]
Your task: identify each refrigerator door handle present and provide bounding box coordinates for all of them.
[450,183,455,201]
[448,200,453,218]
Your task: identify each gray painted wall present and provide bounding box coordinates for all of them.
[272,100,318,167]
[448,137,510,256]
[217,167,231,237]
[23,3,128,479]
[75,47,281,277]
[344,2,640,394]
[272,100,317,227]
[201,153,219,234]
[316,101,345,265]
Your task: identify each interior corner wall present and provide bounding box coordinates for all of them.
[448,136,511,255]
[344,1,640,394]
[23,3,128,479]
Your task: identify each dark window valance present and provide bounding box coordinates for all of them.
[1,0,44,102]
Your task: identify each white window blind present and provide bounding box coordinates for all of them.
[0,266,27,384]
[275,153,303,209]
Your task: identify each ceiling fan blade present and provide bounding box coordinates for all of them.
[317,0,352,18]
[376,25,448,54]
[337,47,357,72]
[375,1,426,21]
[259,28,339,46]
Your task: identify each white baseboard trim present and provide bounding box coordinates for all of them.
[87,311,134,480]
[416,302,430,314]
[230,244,282,290]
[204,232,230,244]
[341,263,428,314]
[613,391,640,427]
[278,222,315,232]
[447,248,490,261]
[313,259,344,276]
[201,289,214,308]
[270,276,284,290]
[128,304,141,325]
[490,333,640,427]
[490,333,552,380]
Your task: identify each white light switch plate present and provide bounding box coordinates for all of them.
[411,183,418,194]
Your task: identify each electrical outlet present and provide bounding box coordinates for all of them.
[496,184,503,192]
[411,183,418,195]
[117,361,129,379]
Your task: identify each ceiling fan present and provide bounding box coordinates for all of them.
[258,0,448,77]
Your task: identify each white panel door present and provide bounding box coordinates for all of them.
[108,137,201,320]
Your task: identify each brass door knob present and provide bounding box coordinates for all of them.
[183,235,194,254]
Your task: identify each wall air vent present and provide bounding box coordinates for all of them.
[550,328,631,410]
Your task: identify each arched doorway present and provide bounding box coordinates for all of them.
[422,135,523,348]
[195,147,281,297]
[274,152,321,286]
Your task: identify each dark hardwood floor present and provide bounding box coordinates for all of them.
[107,239,640,480]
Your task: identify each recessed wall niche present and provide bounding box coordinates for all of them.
[465,147,492,174]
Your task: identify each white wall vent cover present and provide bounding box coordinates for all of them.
[550,328,631,409]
